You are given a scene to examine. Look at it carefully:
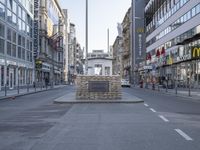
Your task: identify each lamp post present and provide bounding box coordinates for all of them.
[85,0,88,75]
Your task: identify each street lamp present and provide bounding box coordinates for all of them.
[85,0,88,75]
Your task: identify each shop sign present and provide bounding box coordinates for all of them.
[174,54,191,63]
[18,62,26,67]
[191,47,200,59]
[143,65,152,70]
[7,60,17,66]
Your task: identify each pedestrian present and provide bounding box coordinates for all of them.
[140,79,143,88]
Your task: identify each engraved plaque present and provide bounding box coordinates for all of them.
[88,81,109,92]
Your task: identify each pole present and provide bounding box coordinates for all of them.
[107,28,109,53]
[85,0,88,75]
[131,0,134,85]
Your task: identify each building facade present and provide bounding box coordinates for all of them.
[34,0,65,86]
[88,50,113,76]
[145,0,200,88]
[112,36,123,76]
[121,8,131,80]
[68,23,76,83]
[62,9,69,83]
[75,43,84,75]
[0,0,35,90]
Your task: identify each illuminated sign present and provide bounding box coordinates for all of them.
[191,47,200,59]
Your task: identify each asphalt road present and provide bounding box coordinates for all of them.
[0,85,199,150]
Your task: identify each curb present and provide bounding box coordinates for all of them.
[0,86,67,101]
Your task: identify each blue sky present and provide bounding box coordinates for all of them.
[60,0,131,52]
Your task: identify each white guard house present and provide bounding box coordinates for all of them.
[87,50,113,76]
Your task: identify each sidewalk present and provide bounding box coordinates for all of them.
[0,84,67,100]
[134,84,200,100]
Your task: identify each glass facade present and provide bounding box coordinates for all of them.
[0,0,34,90]
[145,0,200,89]
[147,3,200,47]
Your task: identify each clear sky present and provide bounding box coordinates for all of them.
[60,0,131,52]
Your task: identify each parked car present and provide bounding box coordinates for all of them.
[121,79,131,88]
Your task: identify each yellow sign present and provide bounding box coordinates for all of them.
[192,47,200,59]
[136,28,144,33]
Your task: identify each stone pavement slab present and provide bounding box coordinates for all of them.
[54,91,144,104]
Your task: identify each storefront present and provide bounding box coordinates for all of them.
[0,58,34,91]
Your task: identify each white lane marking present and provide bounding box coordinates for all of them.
[175,129,193,141]
[144,103,149,107]
[150,108,156,113]
[159,115,169,122]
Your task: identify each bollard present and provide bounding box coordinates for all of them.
[40,82,42,91]
[27,83,29,93]
[188,81,191,97]
[34,82,36,92]
[17,83,19,94]
[5,84,7,96]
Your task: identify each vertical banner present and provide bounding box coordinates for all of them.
[34,0,39,58]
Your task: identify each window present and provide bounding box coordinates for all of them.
[12,44,16,57]
[12,31,16,43]
[0,3,5,19]
[18,6,22,18]
[22,48,25,60]
[18,47,21,58]
[7,42,12,55]
[27,51,30,61]
[0,23,5,37]
[22,36,25,47]
[7,10,12,23]
[192,7,196,17]
[12,0,17,14]
[7,0,12,10]
[22,21,25,32]
[30,52,32,62]
[12,14,17,25]
[30,41,32,51]
[18,19,22,31]
[26,39,29,49]
[196,4,200,14]
[18,35,21,45]
[7,28,12,41]
[0,38,4,53]
[22,10,25,21]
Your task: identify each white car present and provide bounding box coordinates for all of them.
[121,79,131,88]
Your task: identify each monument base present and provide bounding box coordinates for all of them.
[76,75,122,100]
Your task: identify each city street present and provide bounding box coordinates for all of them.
[0,86,200,150]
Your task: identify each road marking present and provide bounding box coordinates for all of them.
[159,115,169,122]
[144,103,149,107]
[150,108,156,113]
[175,129,193,141]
